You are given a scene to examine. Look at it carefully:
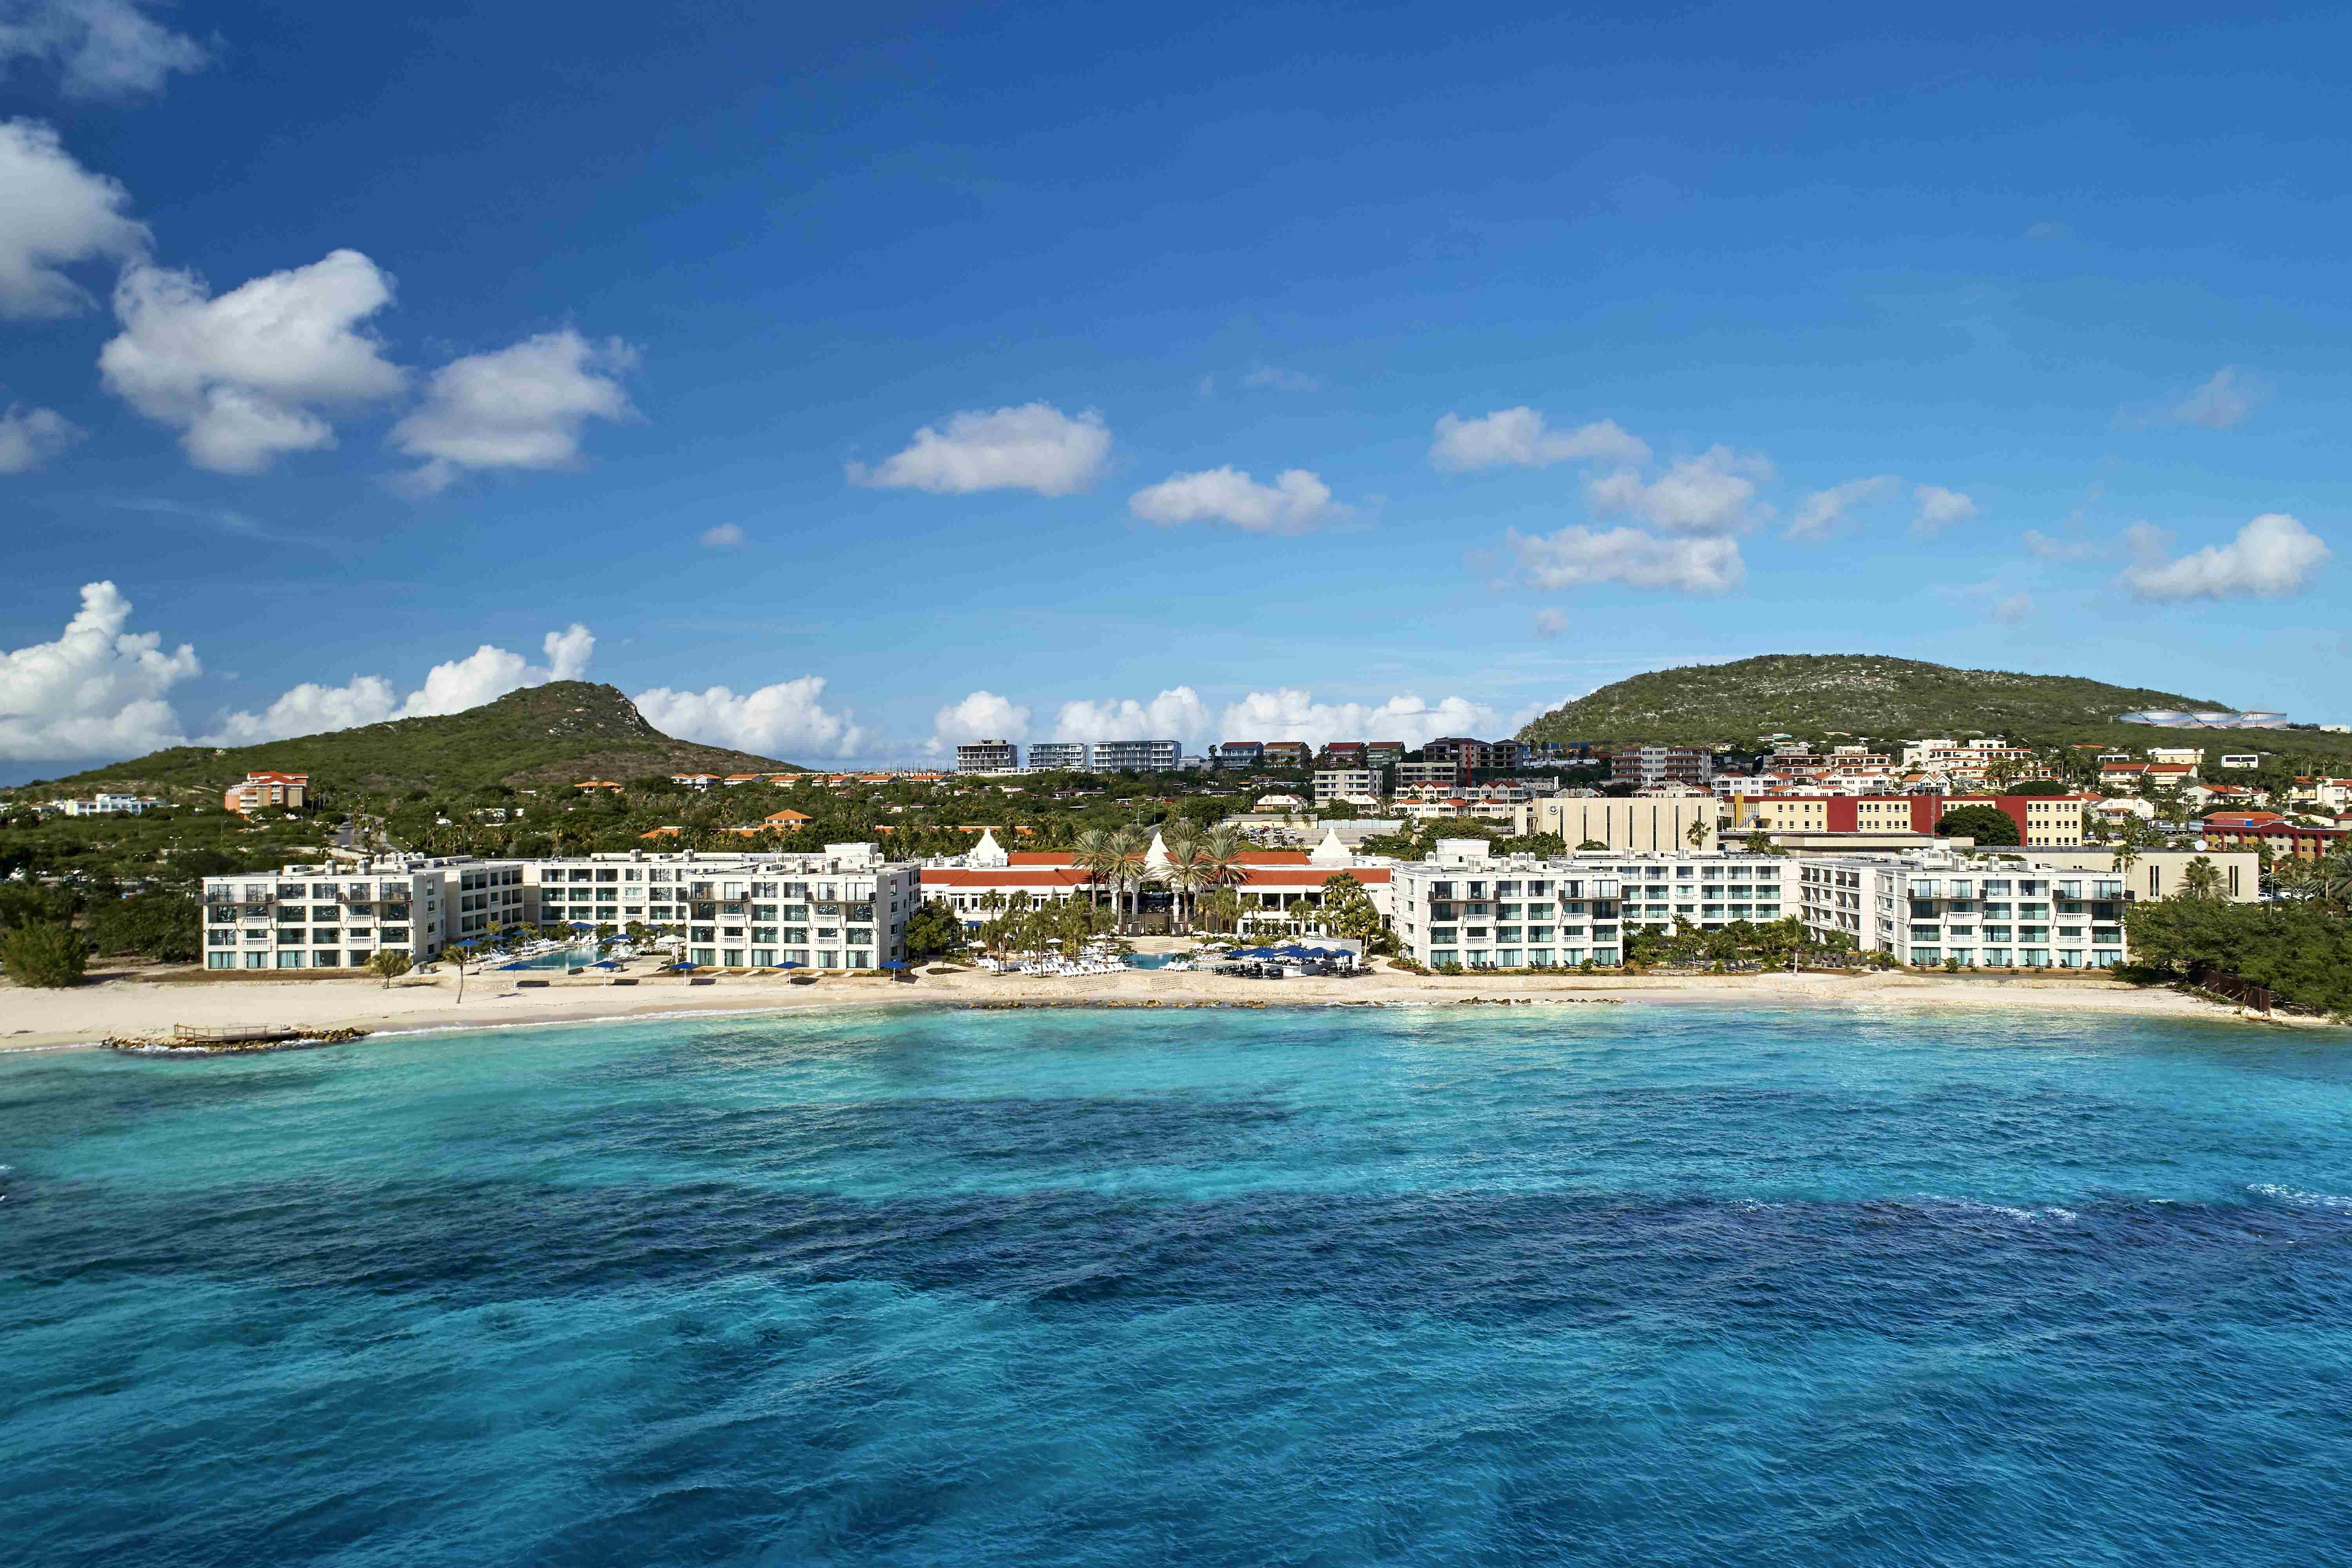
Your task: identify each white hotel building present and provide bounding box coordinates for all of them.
[200,856,518,970]
[1392,842,1796,968]
[523,843,919,970]
[204,844,920,973]
[1800,846,2260,970]
[1385,838,2255,971]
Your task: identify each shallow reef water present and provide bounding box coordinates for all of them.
[5,1002,2351,1565]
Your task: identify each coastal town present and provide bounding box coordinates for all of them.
[7,686,2349,1044]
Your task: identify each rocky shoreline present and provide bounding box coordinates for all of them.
[104,1026,374,1056]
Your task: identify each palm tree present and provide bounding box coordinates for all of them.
[2177,855,2224,901]
[1109,827,1151,933]
[1685,816,1709,849]
[1072,828,1121,918]
[1161,830,1205,932]
[2310,848,2352,912]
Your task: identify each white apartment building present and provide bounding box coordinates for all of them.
[1900,737,2038,770]
[1391,842,1792,969]
[200,855,512,970]
[1089,739,1180,771]
[1312,768,1382,805]
[956,740,1020,772]
[523,842,919,970]
[58,792,161,816]
[1025,742,1087,770]
[1796,846,2259,969]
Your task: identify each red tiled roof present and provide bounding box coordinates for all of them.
[921,869,1094,887]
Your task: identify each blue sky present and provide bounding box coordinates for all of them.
[4,0,2348,779]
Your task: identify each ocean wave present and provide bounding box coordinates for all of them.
[2246,1182,2352,1213]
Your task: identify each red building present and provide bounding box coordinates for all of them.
[2202,813,2348,861]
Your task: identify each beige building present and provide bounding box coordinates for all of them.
[223,770,308,814]
[1513,795,1717,852]
[2022,847,2260,902]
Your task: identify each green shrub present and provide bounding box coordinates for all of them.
[0,921,88,987]
[1935,805,2020,845]
[2125,899,2352,1016]
[87,891,200,963]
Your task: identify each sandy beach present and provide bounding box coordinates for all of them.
[0,955,2314,1054]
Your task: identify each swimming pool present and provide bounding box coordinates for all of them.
[498,944,601,971]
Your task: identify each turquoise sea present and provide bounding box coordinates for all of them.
[5,1001,2352,1565]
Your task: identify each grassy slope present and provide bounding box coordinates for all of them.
[1518,653,2352,759]
[19,682,806,799]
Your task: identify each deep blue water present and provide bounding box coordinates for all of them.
[5,1001,2352,1566]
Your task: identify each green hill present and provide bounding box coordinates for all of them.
[18,682,805,802]
[1517,653,2345,757]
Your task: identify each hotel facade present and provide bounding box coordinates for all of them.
[200,856,505,970]
[203,844,920,973]
[522,842,919,970]
[1390,840,1792,969]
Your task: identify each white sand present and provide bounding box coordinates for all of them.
[0,956,2310,1054]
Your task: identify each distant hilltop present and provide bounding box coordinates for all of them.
[23,682,807,799]
[1518,654,2255,751]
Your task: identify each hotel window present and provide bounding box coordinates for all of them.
[1430,950,1458,967]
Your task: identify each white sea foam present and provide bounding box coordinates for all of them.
[2247,1182,2352,1212]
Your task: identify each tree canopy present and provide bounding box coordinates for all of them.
[1934,804,2020,845]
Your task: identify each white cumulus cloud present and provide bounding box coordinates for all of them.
[1218,689,1505,752]
[0,580,196,760]
[1510,526,1744,593]
[851,402,1109,497]
[99,248,408,473]
[927,689,1031,755]
[2121,513,2329,601]
[1430,408,1650,472]
[1787,474,1898,539]
[0,0,207,98]
[1128,466,1339,533]
[1585,446,1772,535]
[207,622,595,742]
[1051,686,1214,748]
[390,328,637,493]
[633,678,864,759]
[699,523,743,548]
[205,675,400,744]
[2168,367,2259,430]
[541,622,593,681]
[0,117,149,318]
[0,403,82,472]
[1911,484,1978,535]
